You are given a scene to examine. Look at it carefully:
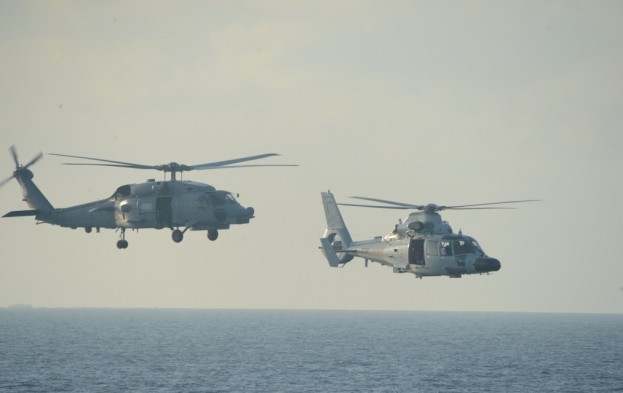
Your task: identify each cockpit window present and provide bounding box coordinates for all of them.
[471,240,485,256]
[208,192,236,206]
[112,185,131,200]
[453,239,475,255]
[208,193,225,206]
[444,238,485,256]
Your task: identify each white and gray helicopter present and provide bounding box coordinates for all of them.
[320,191,537,278]
[1,146,295,249]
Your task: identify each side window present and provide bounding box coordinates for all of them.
[440,241,453,256]
[425,240,439,256]
[196,195,209,209]
[139,202,153,213]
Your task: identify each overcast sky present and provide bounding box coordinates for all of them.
[1,1,621,313]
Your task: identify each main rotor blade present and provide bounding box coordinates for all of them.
[197,164,299,169]
[347,196,539,211]
[445,207,516,210]
[338,202,412,210]
[444,200,540,209]
[59,163,153,169]
[50,152,295,174]
[350,196,423,209]
[191,153,280,170]
[49,153,156,170]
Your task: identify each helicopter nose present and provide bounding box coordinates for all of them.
[234,206,254,224]
[474,258,501,273]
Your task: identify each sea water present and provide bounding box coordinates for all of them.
[1,309,621,392]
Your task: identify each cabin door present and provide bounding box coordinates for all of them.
[408,239,425,266]
[156,196,173,228]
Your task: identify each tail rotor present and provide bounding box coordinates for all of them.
[0,146,43,188]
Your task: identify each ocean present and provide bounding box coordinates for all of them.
[0,309,621,392]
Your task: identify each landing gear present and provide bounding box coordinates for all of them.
[116,228,128,249]
[207,229,218,241]
[171,226,192,243]
[172,229,184,243]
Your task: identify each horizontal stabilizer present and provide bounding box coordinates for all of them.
[3,209,37,218]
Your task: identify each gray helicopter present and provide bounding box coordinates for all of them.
[1,146,295,249]
[320,191,537,278]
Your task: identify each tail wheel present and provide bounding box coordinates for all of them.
[172,229,184,243]
[207,229,218,241]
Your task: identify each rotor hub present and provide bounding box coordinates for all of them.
[423,203,440,213]
[14,168,34,180]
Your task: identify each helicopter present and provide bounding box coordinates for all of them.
[319,191,537,278]
[1,146,296,249]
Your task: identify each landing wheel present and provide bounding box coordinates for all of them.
[172,229,184,243]
[207,229,218,241]
[116,228,128,249]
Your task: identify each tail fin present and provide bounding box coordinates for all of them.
[320,191,353,267]
[1,147,53,213]
[16,171,54,211]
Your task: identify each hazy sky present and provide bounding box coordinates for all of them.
[1,1,622,313]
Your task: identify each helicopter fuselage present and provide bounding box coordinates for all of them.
[2,148,295,249]
[5,169,255,248]
[44,180,254,232]
[320,192,501,279]
[344,232,500,278]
